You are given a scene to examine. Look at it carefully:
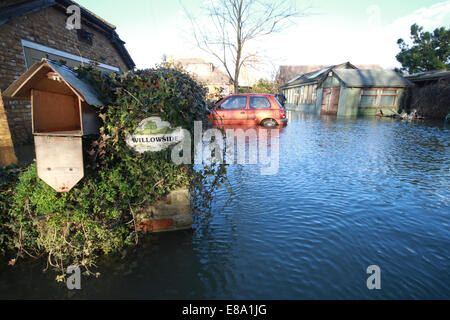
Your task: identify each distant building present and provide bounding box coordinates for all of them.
[0,0,135,162]
[280,62,411,117]
[277,64,383,87]
[176,58,234,98]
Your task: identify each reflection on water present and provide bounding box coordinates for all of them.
[1,112,449,299]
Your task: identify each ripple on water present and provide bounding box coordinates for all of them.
[1,115,448,299]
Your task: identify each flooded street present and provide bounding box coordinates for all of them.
[1,112,449,299]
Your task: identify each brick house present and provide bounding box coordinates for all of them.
[176,58,234,100]
[0,0,135,164]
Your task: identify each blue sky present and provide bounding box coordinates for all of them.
[75,0,450,79]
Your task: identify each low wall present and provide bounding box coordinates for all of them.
[0,90,17,166]
[136,189,192,233]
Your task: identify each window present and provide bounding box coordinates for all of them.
[306,85,311,103]
[311,86,317,104]
[275,98,285,110]
[290,85,317,105]
[77,29,94,46]
[250,96,271,109]
[220,96,247,109]
[380,89,398,106]
[21,40,120,72]
[294,89,299,105]
[360,88,398,107]
[360,89,378,107]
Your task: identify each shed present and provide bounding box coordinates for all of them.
[3,58,103,192]
[281,63,412,117]
[280,62,357,115]
[331,69,412,117]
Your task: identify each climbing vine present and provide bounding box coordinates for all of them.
[1,63,230,280]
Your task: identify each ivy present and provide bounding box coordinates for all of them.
[1,64,230,280]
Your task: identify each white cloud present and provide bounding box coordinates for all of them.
[263,1,450,73]
[373,1,450,69]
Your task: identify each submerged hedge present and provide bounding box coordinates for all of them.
[0,64,228,280]
[408,80,450,120]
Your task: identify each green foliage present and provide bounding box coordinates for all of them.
[245,79,279,94]
[2,64,229,279]
[396,24,450,74]
[0,166,25,254]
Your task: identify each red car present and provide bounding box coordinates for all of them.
[209,94,288,128]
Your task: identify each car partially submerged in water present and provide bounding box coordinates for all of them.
[209,93,288,128]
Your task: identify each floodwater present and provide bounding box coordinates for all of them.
[1,112,449,299]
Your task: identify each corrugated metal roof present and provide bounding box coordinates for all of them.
[284,66,332,87]
[333,69,411,88]
[406,70,450,82]
[278,63,381,86]
[281,62,358,89]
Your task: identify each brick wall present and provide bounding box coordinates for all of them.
[136,189,192,233]
[0,90,18,166]
[0,5,130,146]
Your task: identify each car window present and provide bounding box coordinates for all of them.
[220,96,247,110]
[275,98,285,110]
[250,96,271,109]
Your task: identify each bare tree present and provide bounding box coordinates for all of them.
[184,0,304,93]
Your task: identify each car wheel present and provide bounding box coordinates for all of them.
[261,119,278,128]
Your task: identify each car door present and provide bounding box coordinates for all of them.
[214,95,249,125]
[247,95,273,125]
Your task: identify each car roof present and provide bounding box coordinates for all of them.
[227,93,275,97]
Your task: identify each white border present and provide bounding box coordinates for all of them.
[21,39,120,72]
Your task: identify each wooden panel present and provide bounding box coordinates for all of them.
[34,130,83,137]
[321,86,340,115]
[32,77,75,96]
[34,136,84,192]
[32,89,81,134]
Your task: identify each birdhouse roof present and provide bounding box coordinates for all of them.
[3,58,103,106]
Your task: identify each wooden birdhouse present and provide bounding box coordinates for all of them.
[4,59,103,192]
